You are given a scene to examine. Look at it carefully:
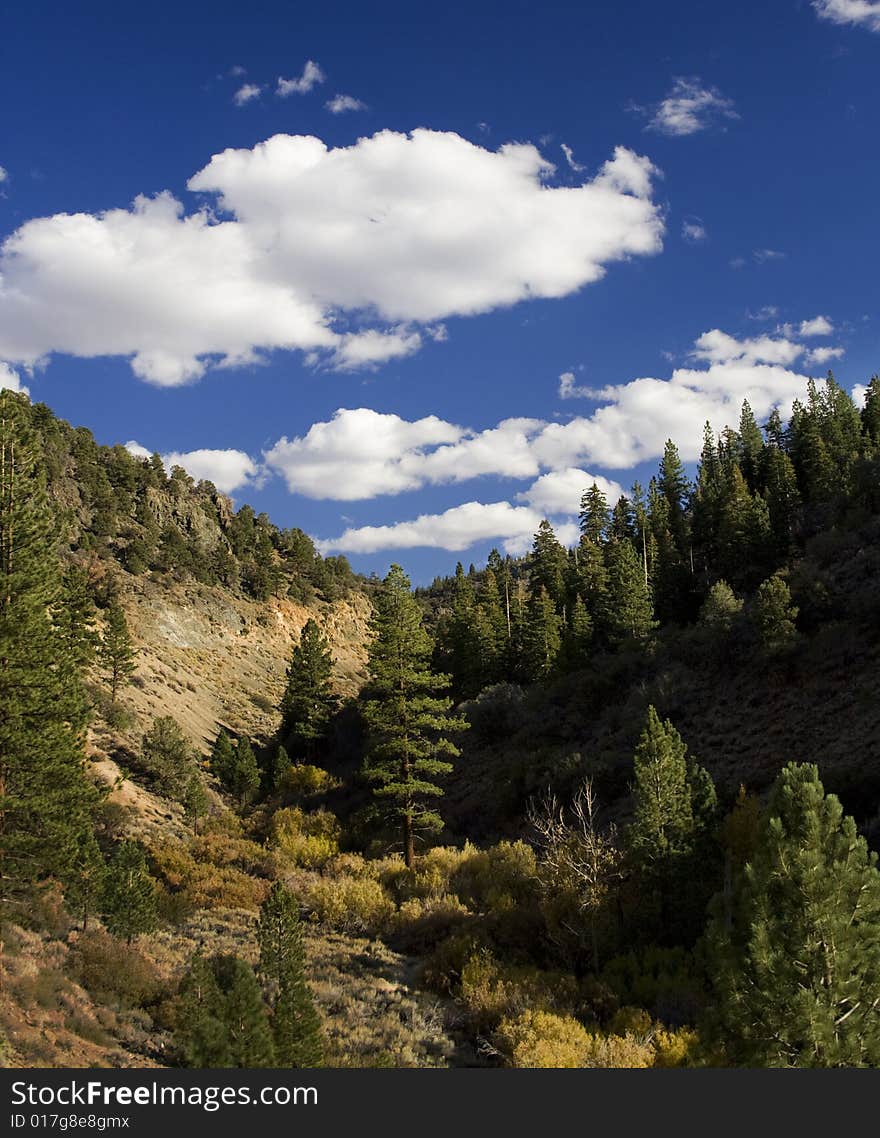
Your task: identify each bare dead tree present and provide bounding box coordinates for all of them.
[528,776,622,972]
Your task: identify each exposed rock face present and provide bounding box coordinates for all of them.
[89,574,373,759]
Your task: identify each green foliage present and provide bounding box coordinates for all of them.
[706,763,880,1067]
[212,730,260,807]
[752,573,798,653]
[0,391,100,918]
[257,882,323,1067]
[362,565,468,867]
[96,600,136,702]
[100,840,158,942]
[183,772,210,833]
[177,954,276,1068]
[280,619,336,758]
[139,715,194,798]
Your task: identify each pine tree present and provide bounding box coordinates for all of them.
[257,882,323,1067]
[362,565,467,867]
[752,574,798,654]
[706,763,880,1067]
[183,772,210,833]
[269,743,292,794]
[861,375,880,446]
[177,954,276,1068]
[231,737,261,808]
[0,390,99,927]
[100,840,158,943]
[97,600,136,703]
[209,728,236,786]
[279,619,335,758]
[530,521,567,607]
[604,539,656,647]
[657,440,691,558]
[579,483,610,545]
[140,715,193,798]
[522,585,562,681]
[738,399,765,493]
[440,563,484,699]
[64,832,106,932]
[562,594,592,670]
[626,707,718,942]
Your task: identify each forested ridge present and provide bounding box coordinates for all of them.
[1,373,880,1069]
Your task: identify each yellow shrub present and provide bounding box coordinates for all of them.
[608,1006,653,1039]
[497,1010,591,1068]
[581,1031,654,1068]
[653,1027,700,1068]
[280,764,341,800]
[459,951,577,1031]
[393,893,471,952]
[271,806,341,868]
[301,875,395,933]
[451,841,537,912]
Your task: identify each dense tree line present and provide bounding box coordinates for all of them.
[425,374,880,697]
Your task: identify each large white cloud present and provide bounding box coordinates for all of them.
[0,132,663,386]
[317,500,580,556]
[813,0,880,31]
[517,469,624,515]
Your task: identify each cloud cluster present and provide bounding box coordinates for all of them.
[0,361,27,394]
[277,60,325,96]
[812,0,880,31]
[0,132,664,385]
[646,78,738,137]
[325,94,366,114]
[233,83,262,106]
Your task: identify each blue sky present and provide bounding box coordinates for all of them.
[1,0,878,583]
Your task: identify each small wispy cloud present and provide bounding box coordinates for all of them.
[747,305,779,321]
[753,248,786,264]
[558,371,599,400]
[228,65,247,78]
[805,345,845,368]
[277,60,325,97]
[681,217,707,243]
[645,77,739,137]
[560,144,584,173]
[812,0,880,32]
[233,83,263,107]
[325,93,367,114]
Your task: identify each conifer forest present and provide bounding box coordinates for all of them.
[2,375,880,1069]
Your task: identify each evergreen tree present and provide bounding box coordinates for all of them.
[183,772,210,833]
[64,832,106,932]
[521,585,562,681]
[478,567,509,682]
[706,763,880,1067]
[752,574,798,654]
[861,375,880,446]
[269,743,293,794]
[177,954,276,1068]
[604,539,656,647]
[257,882,323,1067]
[140,715,193,798]
[626,707,718,942]
[362,565,467,867]
[0,391,99,924]
[100,840,158,943]
[529,521,567,607]
[439,563,484,699]
[579,483,610,545]
[230,737,261,808]
[97,600,136,702]
[279,619,335,758]
[738,399,765,493]
[209,728,236,786]
[657,440,691,558]
[562,593,592,670]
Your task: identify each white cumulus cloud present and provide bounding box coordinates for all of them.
[0,131,664,385]
[277,60,325,96]
[797,315,834,337]
[325,94,367,114]
[812,0,880,31]
[647,77,738,137]
[317,500,579,556]
[516,468,624,515]
[682,218,707,243]
[124,441,260,493]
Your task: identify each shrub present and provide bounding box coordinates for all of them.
[458,951,578,1033]
[69,929,164,1009]
[392,894,471,954]
[280,764,341,802]
[300,875,395,934]
[653,1027,701,1068]
[271,807,341,869]
[451,841,538,913]
[496,1010,591,1068]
